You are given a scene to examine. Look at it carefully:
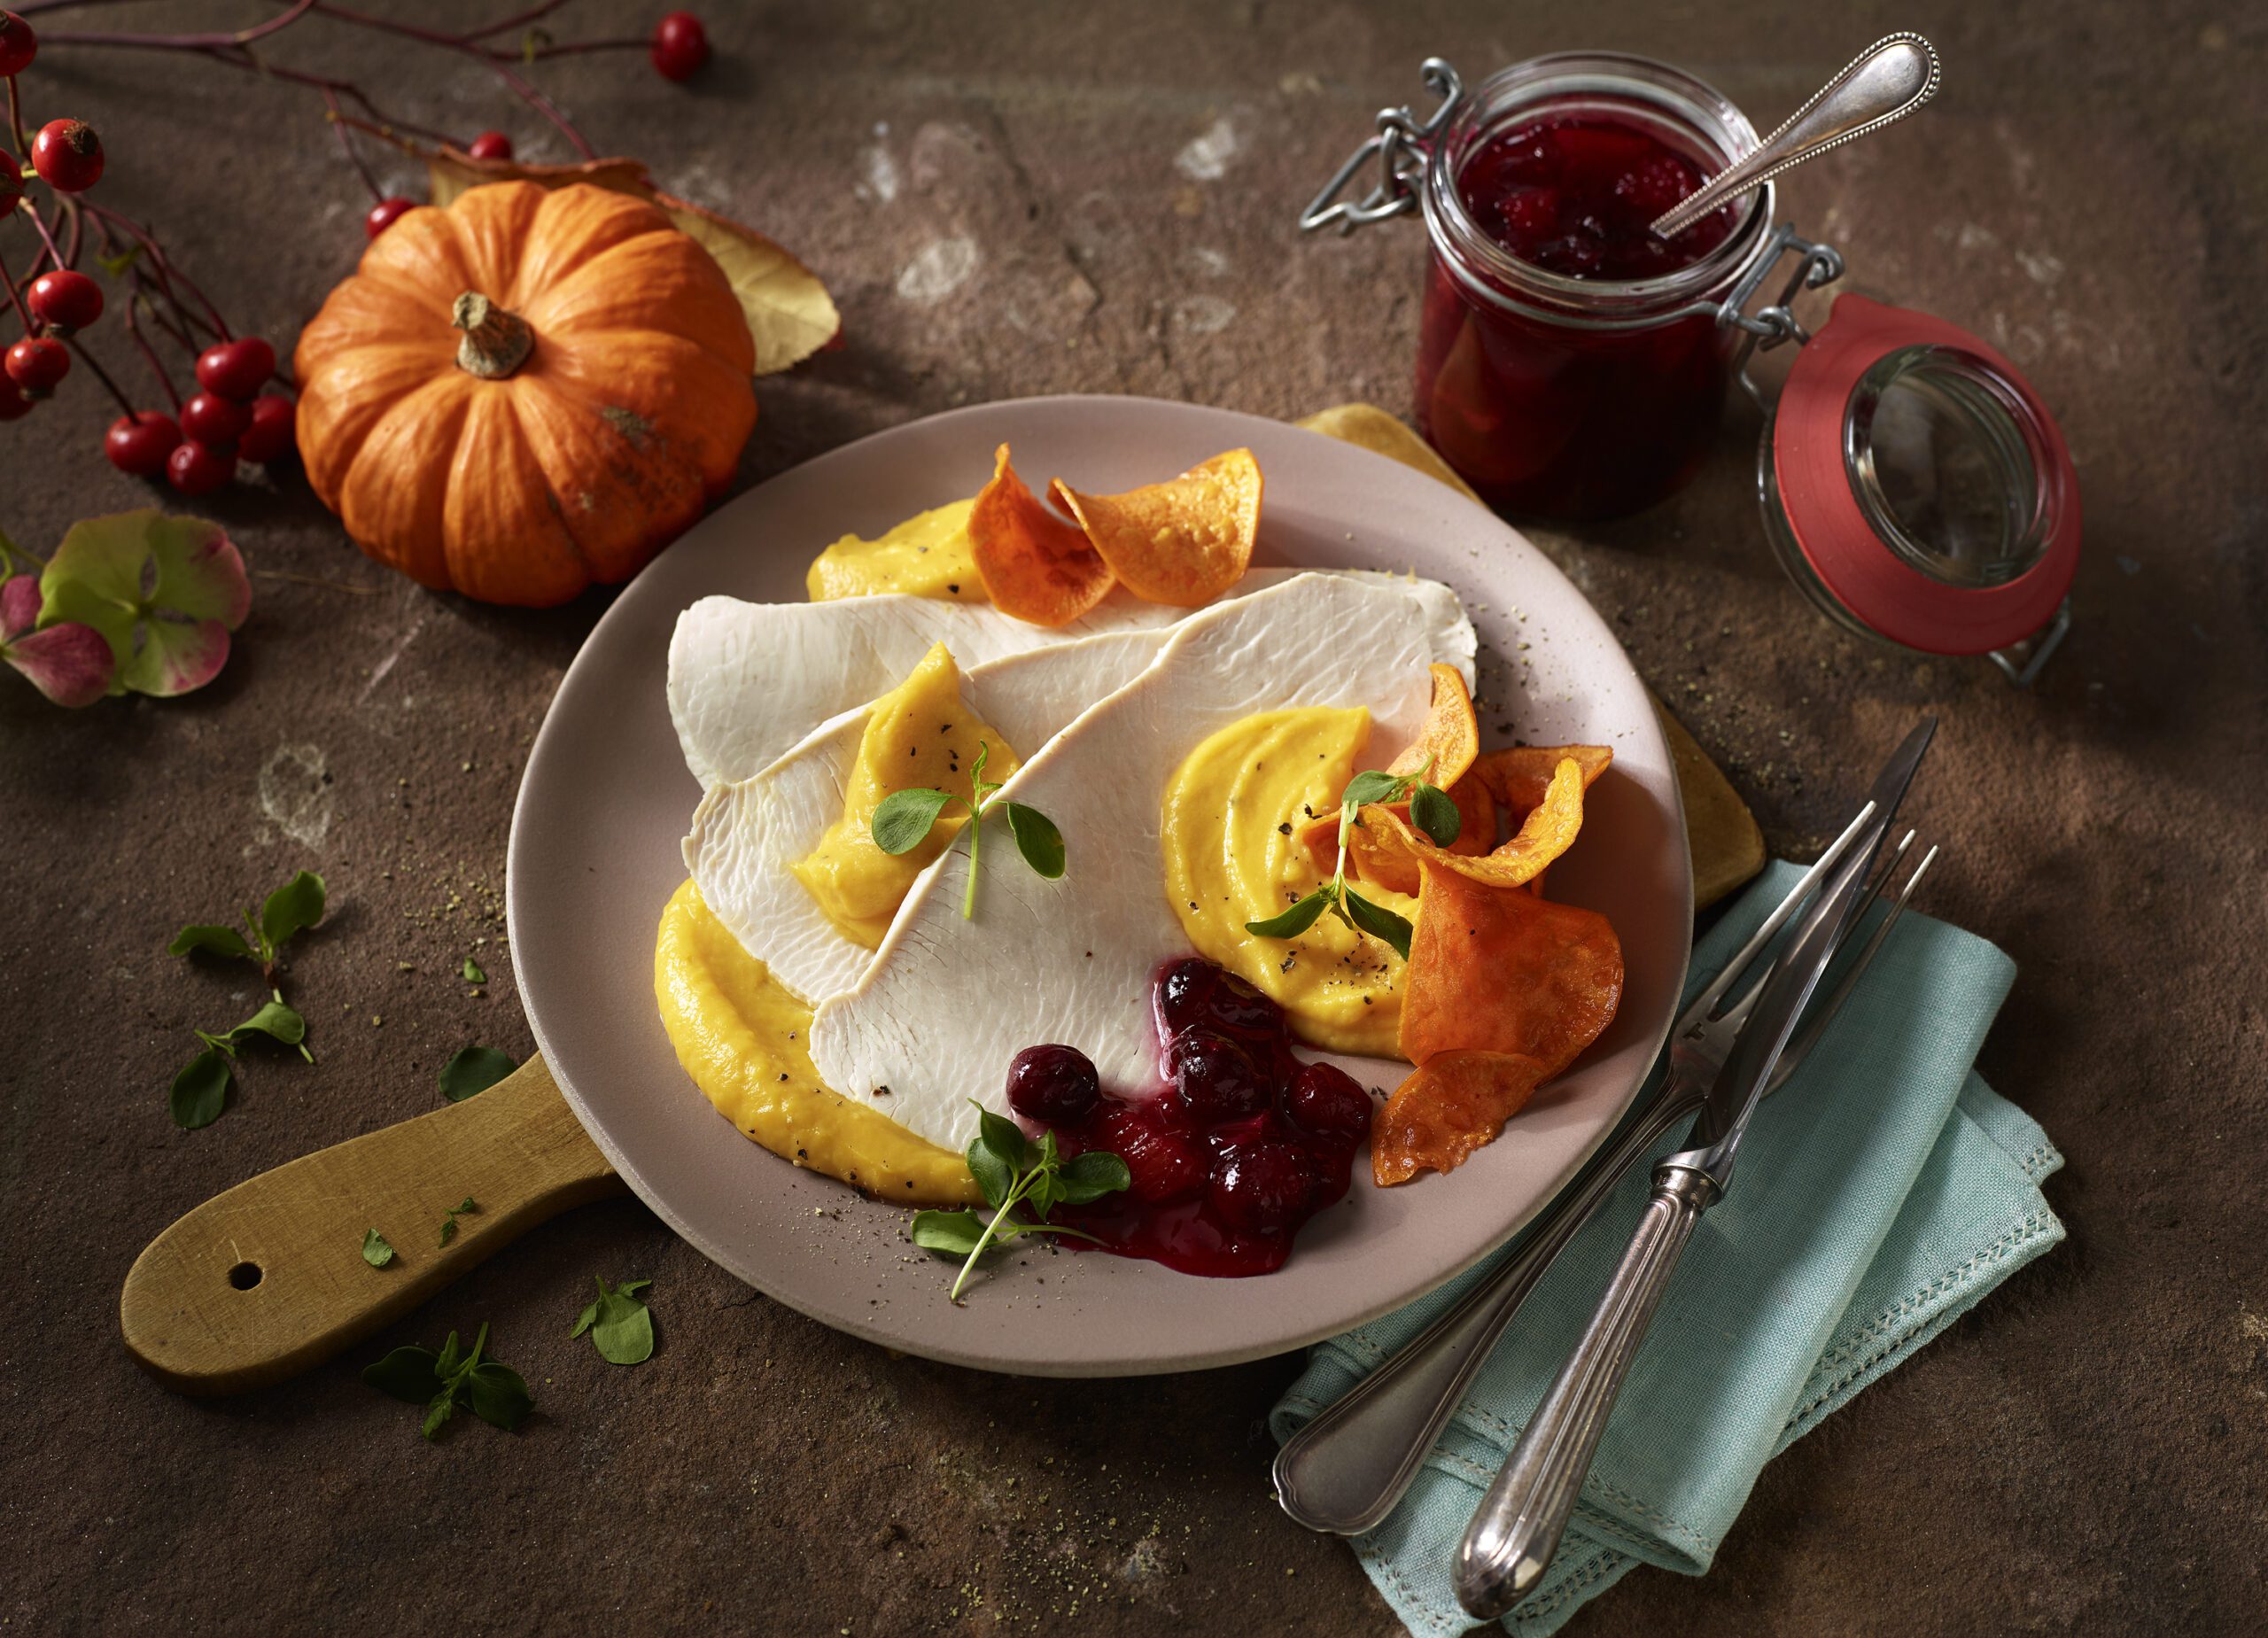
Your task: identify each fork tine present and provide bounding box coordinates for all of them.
[1682,799,1878,1029]
[1710,829,1918,1036]
[1766,840,1939,1091]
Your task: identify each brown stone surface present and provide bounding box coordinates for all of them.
[4,1,2264,1633]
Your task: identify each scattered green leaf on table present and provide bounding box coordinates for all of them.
[167,924,253,961]
[362,1322,532,1440]
[439,1045,516,1102]
[169,1049,230,1130]
[571,1277,655,1365]
[260,871,327,951]
[461,958,485,984]
[361,1229,395,1269]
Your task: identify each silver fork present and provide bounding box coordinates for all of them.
[1273,811,1941,1537]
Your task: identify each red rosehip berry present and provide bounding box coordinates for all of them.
[180,390,252,446]
[28,268,102,334]
[650,12,708,81]
[466,130,513,162]
[195,337,275,401]
[105,410,182,477]
[5,334,68,395]
[237,394,297,464]
[0,11,37,78]
[166,439,235,497]
[364,196,415,238]
[0,377,31,422]
[31,119,103,193]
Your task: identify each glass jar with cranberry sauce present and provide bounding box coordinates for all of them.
[1303,52,2081,687]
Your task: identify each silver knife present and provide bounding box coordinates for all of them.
[1450,719,1934,1619]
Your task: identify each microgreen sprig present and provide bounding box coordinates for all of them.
[1244,755,1460,963]
[571,1277,656,1366]
[165,871,326,1130]
[909,1104,1130,1304]
[361,1322,533,1441]
[869,742,1066,920]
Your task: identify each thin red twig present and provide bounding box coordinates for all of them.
[35,0,319,51]
[121,293,183,411]
[67,333,137,415]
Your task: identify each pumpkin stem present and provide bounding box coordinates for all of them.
[452,291,533,379]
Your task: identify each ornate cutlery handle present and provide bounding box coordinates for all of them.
[1273,1087,1702,1535]
[1451,1166,1715,1619]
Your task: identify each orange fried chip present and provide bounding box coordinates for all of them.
[1377,859,1624,1184]
[1386,664,1480,788]
[969,444,1115,627]
[1374,1052,1550,1186]
[1473,743,1612,817]
[1052,447,1261,606]
[1343,755,1591,894]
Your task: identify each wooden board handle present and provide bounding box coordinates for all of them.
[120,1054,625,1396]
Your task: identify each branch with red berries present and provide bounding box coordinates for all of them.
[0,3,714,500]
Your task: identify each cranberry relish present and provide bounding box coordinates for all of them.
[1002,959,1374,1277]
[1456,113,1736,281]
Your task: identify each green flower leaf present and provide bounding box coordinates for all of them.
[909,1209,988,1257]
[361,1229,396,1269]
[1410,782,1462,847]
[439,1045,517,1102]
[38,510,250,698]
[361,1345,442,1406]
[871,786,957,855]
[168,924,253,962]
[259,870,326,951]
[999,802,1066,879]
[1246,885,1335,941]
[1342,889,1414,962]
[169,1049,230,1130]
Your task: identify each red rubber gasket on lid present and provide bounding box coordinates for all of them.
[1774,293,2081,656]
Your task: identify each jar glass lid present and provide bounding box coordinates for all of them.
[1770,294,2080,656]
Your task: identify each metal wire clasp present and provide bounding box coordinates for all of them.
[1725,225,1845,408]
[1299,59,1464,235]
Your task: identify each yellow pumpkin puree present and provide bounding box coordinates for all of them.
[804,499,984,602]
[788,643,1020,947]
[654,879,980,1205]
[1160,708,1418,1059]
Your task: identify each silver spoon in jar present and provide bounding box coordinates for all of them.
[1651,33,1941,240]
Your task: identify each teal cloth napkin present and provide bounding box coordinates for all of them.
[1270,862,2066,1636]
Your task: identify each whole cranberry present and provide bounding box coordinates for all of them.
[650,11,709,81]
[1005,1044,1100,1128]
[4,334,68,395]
[1156,956,1283,1039]
[180,390,251,446]
[0,11,38,78]
[1169,1029,1272,1125]
[28,269,102,334]
[31,119,102,193]
[195,337,275,402]
[466,130,514,162]
[1095,1099,1206,1204]
[364,196,416,238]
[166,439,234,498]
[105,411,182,477]
[237,394,297,464]
[1208,1133,1317,1232]
[1285,1062,1373,1145]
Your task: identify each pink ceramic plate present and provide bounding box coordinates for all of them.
[508,397,1690,1376]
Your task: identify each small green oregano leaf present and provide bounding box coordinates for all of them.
[1057,1150,1132,1205]
[365,1322,532,1440]
[1000,802,1066,879]
[439,1198,478,1246]
[361,1345,441,1406]
[870,787,958,855]
[1410,781,1462,847]
[909,1209,988,1257]
[439,1045,516,1102]
[169,1050,230,1130]
[920,1103,1131,1303]
[1342,889,1414,961]
[362,1229,396,1269]
[573,1277,655,1366]
[462,958,485,984]
[1341,769,1408,814]
[259,870,326,952]
[1246,885,1334,940]
[168,924,253,962]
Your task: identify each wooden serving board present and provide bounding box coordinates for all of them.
[120,404,1763,1396]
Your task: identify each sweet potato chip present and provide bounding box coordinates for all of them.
[968,444,1115,627]
[1374,1052,1550,1186]
[1375,859,1623,1184]
[1386,664,1480,788]
[1396,858,1623,1072]
[1052,447,1261,606]
[1473,743,1612,817]
[1342,755,1590,894]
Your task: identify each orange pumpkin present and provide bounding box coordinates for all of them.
[293,182,757,606]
